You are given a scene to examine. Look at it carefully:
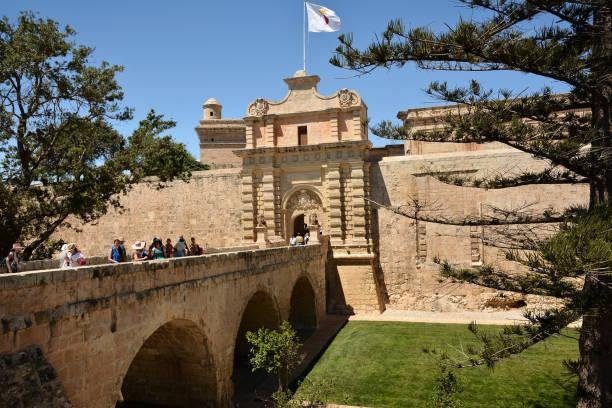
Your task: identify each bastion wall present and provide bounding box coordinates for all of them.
[57,168,244,256]
[53,145,588,313]
[372,149,589,311]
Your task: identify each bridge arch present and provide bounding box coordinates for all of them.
[232,289,281,404]
[289,274,318,340]
[117,319,217,407]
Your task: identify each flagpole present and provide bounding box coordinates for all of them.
[303,1,307,72]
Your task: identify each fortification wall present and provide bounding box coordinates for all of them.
[56,168,243,257]
[372,149,589,311]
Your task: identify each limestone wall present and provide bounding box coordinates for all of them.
[0,243,328,407]
[372,149,589,311]
[56,168,243,257]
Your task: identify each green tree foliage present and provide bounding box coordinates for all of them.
[246,321,302,393]
[331,1,611,406]
[428,359,463,408]
[0,12,204,259]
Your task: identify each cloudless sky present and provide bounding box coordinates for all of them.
[4,1,568,156]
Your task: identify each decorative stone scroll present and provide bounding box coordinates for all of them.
[286,189,321,211]
[248,98,269,117]
[338,89,359,108]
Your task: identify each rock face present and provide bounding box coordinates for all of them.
[0,346,72,408]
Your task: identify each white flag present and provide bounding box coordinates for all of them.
[306,2,341,32]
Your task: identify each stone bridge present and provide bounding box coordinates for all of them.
[0,242,328,407]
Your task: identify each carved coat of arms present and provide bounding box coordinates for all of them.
[248,98,269,116]
[338,89,358,108]
[286,190,321,211]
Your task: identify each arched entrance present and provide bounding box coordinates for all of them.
[293,214,307,237]
[233,291,280,404]
[283,188,325,241]
[117,319,217,407]
[289,276,318,340]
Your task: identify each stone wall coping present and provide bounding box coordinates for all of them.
[0,243,326,291]
[234,140,372,156]
[378,148,523,163]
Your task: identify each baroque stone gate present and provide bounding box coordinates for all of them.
[231,70,384,313]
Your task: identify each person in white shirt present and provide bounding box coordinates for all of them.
[58,244,69,269]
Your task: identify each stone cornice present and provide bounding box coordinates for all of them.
[233,140,372,157]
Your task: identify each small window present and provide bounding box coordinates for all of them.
[211,138,215,142]
[298,126,307,146]
[209,111,214,116]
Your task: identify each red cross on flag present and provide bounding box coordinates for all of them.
[306,2,341,32]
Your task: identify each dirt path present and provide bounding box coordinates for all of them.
[351,309,529,325]
[350,309,582,327]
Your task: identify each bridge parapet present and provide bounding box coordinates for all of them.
[0,240,328,407]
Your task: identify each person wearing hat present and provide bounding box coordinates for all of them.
[67,243,86,267]
[132,241,148,261]
[4,243,24,273]
[108,239,123,263]
[150,238,165,260]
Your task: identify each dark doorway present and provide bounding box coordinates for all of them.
[293,214,307,238]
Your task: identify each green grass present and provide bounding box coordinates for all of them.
[300,321,578,408]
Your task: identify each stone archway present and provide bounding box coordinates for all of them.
[289,275,318,341]
[283,187,325,241]
[117,319,217,407]
[233,291,281,404]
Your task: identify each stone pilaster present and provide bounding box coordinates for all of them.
[351,109,361,139]
[273,169,282,237]
[328,109,339,141]
[261,168,276,236]
[325,165,343,245]
[245,120,254,148]
[350,165,368,246]
[363,162,372,244]
[240,171,255,242]
[264,116,275,147]
[339,164,352,241]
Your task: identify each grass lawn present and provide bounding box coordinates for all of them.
[300,321,578,408]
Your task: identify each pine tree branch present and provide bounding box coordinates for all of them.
[366,197,567,226]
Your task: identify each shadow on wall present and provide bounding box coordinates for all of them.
[369,163,391,309]
[117,319,217,408]
[325,246,352,315]
[0,346,72,407]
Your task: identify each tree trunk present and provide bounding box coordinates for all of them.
[577,271,612,408]
[578,4,612,407]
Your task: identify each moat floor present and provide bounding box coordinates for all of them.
[235,314,348,408]
[300,321,578,408]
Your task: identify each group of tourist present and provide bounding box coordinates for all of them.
[108,236,204,263]
[289,231,311,246]
[2,235,207,274]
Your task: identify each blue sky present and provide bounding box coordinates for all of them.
[4,1,568,156]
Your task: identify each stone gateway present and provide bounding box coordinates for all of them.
[1,71,588,406]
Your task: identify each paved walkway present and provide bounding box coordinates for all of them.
[350,308,582,328]
[351,308,529,325]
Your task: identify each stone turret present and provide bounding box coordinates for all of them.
[196,97,246,168]
[203,98,222,120]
